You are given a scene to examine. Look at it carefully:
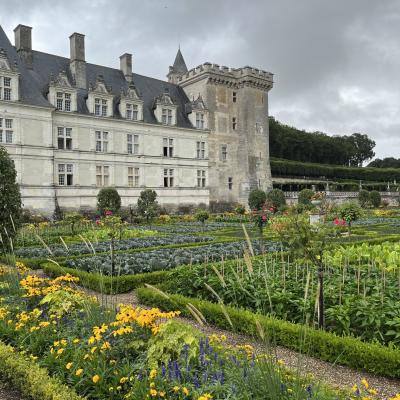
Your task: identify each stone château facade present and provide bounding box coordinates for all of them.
[0,24,274,215]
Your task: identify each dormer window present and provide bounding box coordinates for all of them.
[0,49,19,102]
[56,92,72,111]
[162,108,173,125]
[187,94,208,130]
[95,98,108,117]
[119,83,143,122]
[49,71,77,112]
[87,75,114,118]
[1,77,12,100]
[126,103,139,120]
[153,89,177,126]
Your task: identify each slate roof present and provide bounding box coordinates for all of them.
[171,48,188,75]
[0,25,194,128]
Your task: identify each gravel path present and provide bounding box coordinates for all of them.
[82,286,400,399]
[0,382,23,400]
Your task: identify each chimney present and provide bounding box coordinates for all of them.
[69,33,86,89]
[120,53,133,83]
[14,24,32,68]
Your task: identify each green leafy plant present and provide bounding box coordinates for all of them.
[369,190,382,208]
[298,189,314,206]
[137,189,159,224]
[195,210,209,225]
[358,189,370,207]
[338,202,363,233]
[248,189,266,210]
[266,189,286,210]
[97,187,121,215]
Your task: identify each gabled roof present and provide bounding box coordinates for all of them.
[171,48,188,75]
[0,25,194,128]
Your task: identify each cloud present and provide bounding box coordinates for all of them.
[0,0,399,158]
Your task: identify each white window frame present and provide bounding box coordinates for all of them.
[56,92,72,112]
[95,131,109,153]
[128,166,140,187]
[196,141,206,159]
[163,168,174,187]
[0,76,12,101]
[96,165,110,187]
[126,103,139,121]
[163,137,174,157]
[94,98,108,117]
[127,134,139,154]
[58,163,73,186]
[0,117,13,144]
[196,113,205,129]
[162,108,173,125]
[57,127,72,150]
[197,170,206,188]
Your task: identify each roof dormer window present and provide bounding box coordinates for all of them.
[0,76,13,101]
[187,94,208,130]
[56,92,72,112]
[119,83,144,122]
[87,75,114,117]
[95,98,108,117]
[48,71,77,112]
[162,108,173,125]
[153,89,177,126]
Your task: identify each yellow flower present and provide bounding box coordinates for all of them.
[90,346,97,354]
[92,375,100,384]
[361,378,369,389]
[101,342,111,351]
[75,368,84,377]
[198,394,213,400]
[173,386,180,393]
[149,389,157,397]
[57,348,64,355]
[120,377,128,384]
[149,369,157,379]
[368,389,378,395]
[66,362,73,370]
[73,338,80,344]
[159,391,165,398]
[183,387,189,395]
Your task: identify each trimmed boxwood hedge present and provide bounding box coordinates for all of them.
[136,287,400,378]
[43,262,170,294]
[0,341,83,400]
[271,158,400,182]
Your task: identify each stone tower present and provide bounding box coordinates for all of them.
[170,53,274,207]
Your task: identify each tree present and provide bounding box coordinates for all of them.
[338,202,363,233]
[97,188,121,215]
[195,210,209,227]
[266,189,286,210]
[348,133,375,167]
[358,190,370,208]
[248,189,266,211]
[0,146,22,253]
[137,189,159,224]
[369,190,381,208]
[63,212,85,235]
[298,189,314,206]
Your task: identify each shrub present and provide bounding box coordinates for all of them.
[195,210,209,224]
[97,187,121,215]
[266,188,286,209]
[298,189,314,206]
[137,189,159,223]
[248,189,266,210]
[234,204,246,215]
[158,214,171,224]
[0,146,22,253]
[338,202,363,233]
[0,341,83,400]
[136,287,400,379]
[369,190,381,208]
[358,189,370,207]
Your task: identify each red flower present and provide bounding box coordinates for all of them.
[269,207,274,212]
[105,210,113,216]
[95,219,101,225]
[261,215,267,221]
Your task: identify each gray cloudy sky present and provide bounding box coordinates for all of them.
[1,0,399,159]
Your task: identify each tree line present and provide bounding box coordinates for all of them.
[269,117,375,166]
[368,157,400,169]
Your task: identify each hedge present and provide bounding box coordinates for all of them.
[43,262,170,294]
[136,287,400,378]
[271,158,400,182]
[0,341,83,400]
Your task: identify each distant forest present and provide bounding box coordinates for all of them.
[269,117,376,167]
[368,158,400,168]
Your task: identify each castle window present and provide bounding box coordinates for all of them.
[0,118,13,144]
[128,167,140,187]
[197,170,206,188]
[126,104,139,120]
[56,92,71,112]
[57,127,72,150]
[221,145,227,161]
[58,163,73,186]
[196,113,205,129]
[162,108,173,125]
[232,92,237,103]
[94,98,108,116]
[0,77,12,101]
[96,165,109,187]
[127,134,139,154]
[96,131,109,152]
[163,168,174,187]
[228,177,233,190]
[232,117,237,130]
[163,137,174,157]
[196,141,206,159]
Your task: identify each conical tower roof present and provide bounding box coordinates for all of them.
[172,48,188,74]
